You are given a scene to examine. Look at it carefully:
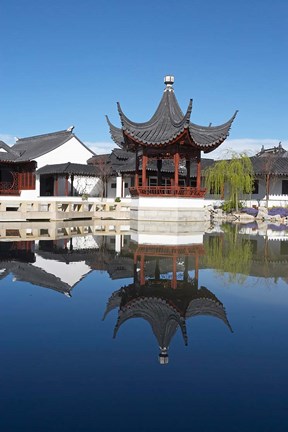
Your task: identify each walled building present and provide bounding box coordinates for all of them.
[0,127,98,198]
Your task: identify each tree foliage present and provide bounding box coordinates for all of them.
[205,153,254,212]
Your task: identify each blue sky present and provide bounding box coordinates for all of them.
[1,0,288,157]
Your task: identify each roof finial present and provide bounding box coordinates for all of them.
[164,75,174,90]
[158,347,169,365]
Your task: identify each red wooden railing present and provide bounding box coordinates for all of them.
[0,181,20,195]
[130,186,206,198]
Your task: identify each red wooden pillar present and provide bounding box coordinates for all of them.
[54,175,59,196]
[196,154,201,191]
[135,149,139,188]
[65,175,69,196]
[140,254,145,286]
[142,154,148,187]
[171,255,177,289]
[195,251,199,282]
[174,152,179,187]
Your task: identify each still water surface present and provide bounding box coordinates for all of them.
[0,223,288,432]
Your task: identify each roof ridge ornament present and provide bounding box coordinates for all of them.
[164,75,174,91]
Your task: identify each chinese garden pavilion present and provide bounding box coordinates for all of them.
[107,75,237,199]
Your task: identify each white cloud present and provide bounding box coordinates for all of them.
[86,138,288,159]
[211,138,287,160]
[84,141,116,155]
[0,134,16,145]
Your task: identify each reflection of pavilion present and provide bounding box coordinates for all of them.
[104,244,232,364]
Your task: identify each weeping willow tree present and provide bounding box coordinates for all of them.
[205,153,254,212]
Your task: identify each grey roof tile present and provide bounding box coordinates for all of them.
[37,162,98,176]
[107,79,237,151]
[0,140,21,162]
[11,128,95,162]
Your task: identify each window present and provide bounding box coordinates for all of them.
[111,183,116,189]
[124,182,129,188]
[148,177,157,186]
[161,178,171,187]
[282,180,288,195]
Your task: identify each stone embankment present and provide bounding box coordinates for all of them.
[207,206,288,224]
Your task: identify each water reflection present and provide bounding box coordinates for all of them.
[0,220,288,359]
[104,243,232,364]
[1,221,288,431]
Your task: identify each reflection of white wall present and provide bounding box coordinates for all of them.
[33,255,91,287]
[72,235,99,250]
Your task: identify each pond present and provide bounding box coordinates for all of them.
[0,222,288,432]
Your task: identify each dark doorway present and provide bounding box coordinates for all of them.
[40,175,54,196]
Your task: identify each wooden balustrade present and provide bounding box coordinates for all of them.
[130,186,206,198]
[0,182,20,195]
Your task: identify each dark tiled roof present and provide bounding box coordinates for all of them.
[37,162,98,177]
[107,78,237,152]
[0,141,21,162]
[251,153,288,176]
[11,128,95,162]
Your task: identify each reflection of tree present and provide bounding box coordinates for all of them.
[203,224,252,283]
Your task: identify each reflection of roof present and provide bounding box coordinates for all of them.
[107,78,237,152]
[2,261,72,295]
[104,281,232,354]
[37,248,101,263]
[186,297,232,330]
[114,296,187,350]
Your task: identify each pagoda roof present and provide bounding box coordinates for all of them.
[104,281,232,352]
[113,296,187,350]
[107,76,237,153]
